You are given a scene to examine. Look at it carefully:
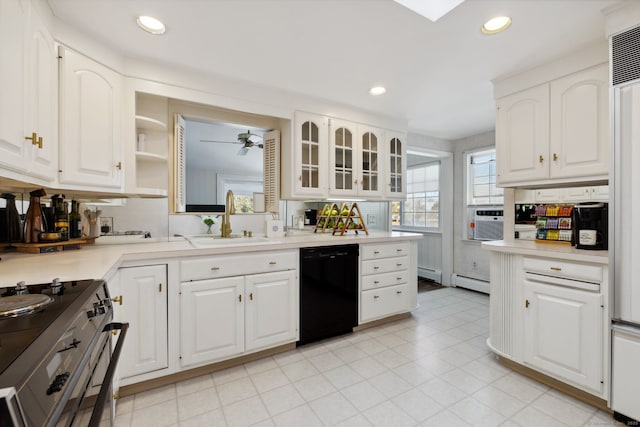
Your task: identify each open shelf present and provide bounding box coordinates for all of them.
[136,151,168,163]
[135,115,167,132]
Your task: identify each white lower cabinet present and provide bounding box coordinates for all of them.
[523,280,603,393]
[245,271,298,351]
[180,277,244,367]
[487,253,608,399]
[179,252,298,368]
[360,241,415,323]
[118,265,168,379]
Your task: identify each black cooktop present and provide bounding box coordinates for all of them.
[0,280,97,375]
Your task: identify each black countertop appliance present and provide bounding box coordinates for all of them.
[574,202,608,250]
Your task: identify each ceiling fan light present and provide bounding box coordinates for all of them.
[481,16,511,34]
[136,15,166,35]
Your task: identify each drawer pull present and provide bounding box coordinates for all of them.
[396,290,402,294]
[211,266,220,271]
[397,277,402,280]
[374,251,380,254]
[374,280,380,284]
[111,296,123,305]
[550,267,562,271]
[396,249,403,252]
[374,266,380,270]
[397,263,403,267]
[373,295,380,299]
[525,299,530,308]
[249,293,253,301]
[269,261,277,265]
[239,294,242,303]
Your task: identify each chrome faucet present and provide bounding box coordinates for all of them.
[221,190,235,238]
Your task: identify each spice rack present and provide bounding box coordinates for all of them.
[535,205,573,244]
[314,202,368,235]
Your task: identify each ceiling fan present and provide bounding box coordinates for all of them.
[200,130,263,156]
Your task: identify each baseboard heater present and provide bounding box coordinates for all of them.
[451,273,490,294]
[418,267,441,284]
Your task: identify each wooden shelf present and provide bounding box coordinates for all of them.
[135,115,167,132]
[136,151,167,163]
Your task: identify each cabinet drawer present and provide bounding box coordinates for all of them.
[361,241,410,260]
[180,250,297,281]
[362,256,408,275]
[361,284,408,322]
[522,257,603,283]
[362,270,409,290]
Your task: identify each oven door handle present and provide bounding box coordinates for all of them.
[88,322,129,427]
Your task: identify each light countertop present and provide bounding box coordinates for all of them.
[482,239,609,265]
[0,231,421,288]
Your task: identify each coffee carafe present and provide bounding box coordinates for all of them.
[24,189,47,243]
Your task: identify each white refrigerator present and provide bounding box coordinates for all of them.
[611,24,640,423]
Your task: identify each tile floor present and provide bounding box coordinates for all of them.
[112,287,622,427]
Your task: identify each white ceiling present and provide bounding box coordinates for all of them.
[47,0,617,140]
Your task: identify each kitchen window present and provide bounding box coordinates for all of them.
[467,149,503,205]
[392,162,440,229]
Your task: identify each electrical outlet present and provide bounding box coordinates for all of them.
[367,214,376,225]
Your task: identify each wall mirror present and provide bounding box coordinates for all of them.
[168,99,287,214]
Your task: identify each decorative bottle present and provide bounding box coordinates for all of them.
[69,200,82,239]
[24,189,47,243]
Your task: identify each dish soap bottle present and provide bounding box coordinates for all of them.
[24,188,47,243]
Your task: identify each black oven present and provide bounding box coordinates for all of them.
[0,279,128,427]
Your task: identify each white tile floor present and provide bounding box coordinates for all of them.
[113,287,622,427]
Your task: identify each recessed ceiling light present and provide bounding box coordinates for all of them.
[369,86,387,96]
[136,15,166,35]
[481,16,511,34]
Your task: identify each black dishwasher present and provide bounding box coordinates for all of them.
[299,244,359,345]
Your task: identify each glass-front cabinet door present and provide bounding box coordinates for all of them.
[359,126,383,198]
[385,131,407,199]
[329,119,357,197]
[293,112,327,197]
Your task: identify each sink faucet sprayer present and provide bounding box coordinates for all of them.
[221,190,235,238]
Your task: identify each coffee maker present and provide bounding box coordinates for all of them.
[573,202,608,250]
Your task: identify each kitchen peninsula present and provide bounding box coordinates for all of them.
[0,231,420,395]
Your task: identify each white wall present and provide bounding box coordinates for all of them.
[451,130,496,282]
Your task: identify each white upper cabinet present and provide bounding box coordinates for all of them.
[496,84,550,185]
[58,46,123,189]
[329,119,383,199]
[0,0,57,182]
[549,64,609,180]
[496,64,608,187]
[385,131,407,199]
[281,111,328,199]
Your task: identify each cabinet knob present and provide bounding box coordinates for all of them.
[111,295,123,305]
[553,153,558,161]
[397,277,402,281]
[525,299,530,308]
[374,280,380,284]
[373,295,379,299]
[396,248,403,252]
[373,266,380,270]
[397,263,403,267]
[238,294,242,303]
[373,251,380,254]
[539,155,544,163]
[249,293,253,301]
[269,261,277,265]
[116,161,122,170]
[396,290,402,294]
